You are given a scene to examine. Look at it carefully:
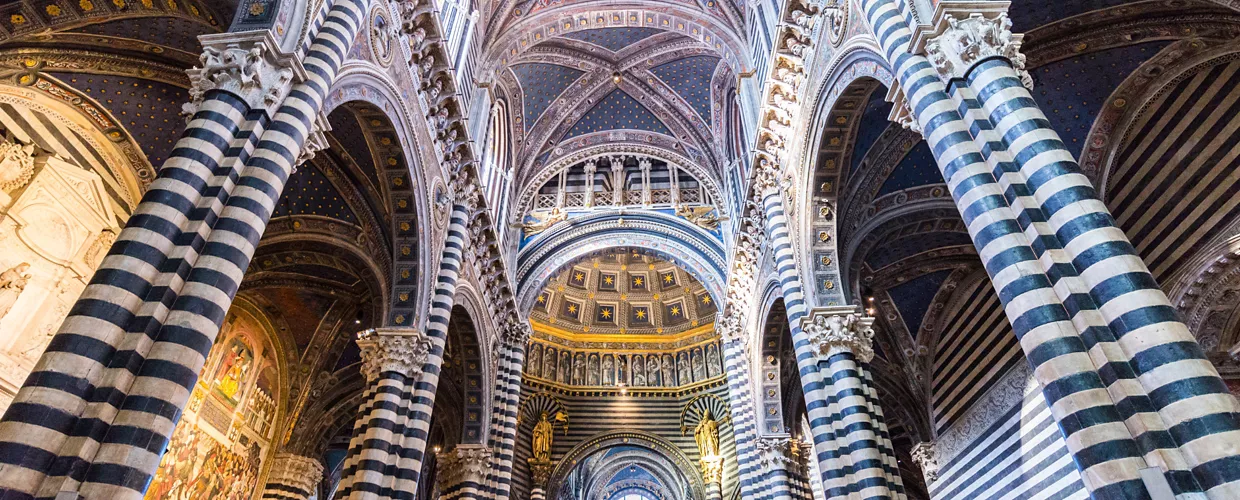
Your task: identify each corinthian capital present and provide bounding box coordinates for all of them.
[266,453,325,495]
[923,12,1031,89]
[801,306,876,363]
[356,327,434,381]
[754,436,795,471]
[911,441,939,481]
[437,444,492,488]
[184,31,305,120]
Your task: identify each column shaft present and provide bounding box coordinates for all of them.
[755,182,849,497]
[482,337,526,500]
[335,201,473,499]
[948,79,1199,495]
[719,334,767,500]
[966,56,1240,497]
[856,0,1153,497]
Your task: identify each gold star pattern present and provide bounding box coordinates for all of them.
[701,295,711,305]
[601,309,612,319]
[604,276,614,285]
[663,274,674,284]
[567,304,578,314]
[670,305,681,316]
[636,309,647,319]
[537,295,546,303]
[574,272,585,281]
[633,277,644,286]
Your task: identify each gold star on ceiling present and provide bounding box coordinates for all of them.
[574,272,585,281]
[701,296,711,305]
[567,304,578,314]
[537,295,546,303]
[636,309,647,319]
[670,305,681,316]
[663,274,674,284]
[601,309,612,319]
[604,276,614,285]
[633,277,644,286]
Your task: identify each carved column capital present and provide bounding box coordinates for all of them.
[356,327,434,381]
[755,435,795,472]
[911,441,939,481]
[437,444,492,488]
[184,30,306,120]
[266,453,324,496]
[715,311,746,347]
[801,306,876,363]
[921,10,1031,89]
[700,454,725,484]
[295,111,333,173]
[529,458,554,489]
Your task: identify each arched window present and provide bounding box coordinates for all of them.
[482,100,513,244]
[609,490,658,500]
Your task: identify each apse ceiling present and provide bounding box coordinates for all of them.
[498,20,734,186]
[528,247,717,338]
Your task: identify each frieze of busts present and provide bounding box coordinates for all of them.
[356,327,434,381]
[183,31,304,120]
[924,12,1032,89]
[801,306,876,363]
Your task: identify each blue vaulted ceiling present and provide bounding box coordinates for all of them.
[887,270,952,339]
[853,87,893,172]
[273,163,359,224]
[513,63,586,128]
[1008,0,1139,31]
[561,27,664,52]
[1030,41,1171,158]
[563,90,671,139]
[866,232,974,270]
[651,55,720,124]
[876,141,940,197]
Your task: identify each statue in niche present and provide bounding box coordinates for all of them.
[532,411,554,462]
[632,354,645,386]
[528,345,542,378]
[692,347,706,381]
[0,262,31,320]
[618,355,628,385]
[706,343,722,377]
[694,408,720,457]
[543,348,557,379]
[647,356,660,386]
[559,351,571,384]
[602,355,615,385]
[678,352,692,384]
[572,353,585,385]
[587,354,599,385]
[661,354,675,387]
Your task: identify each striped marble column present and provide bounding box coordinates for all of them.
[436,444,492,500]
[801,307,902,500]
[755,436,797,500]
[333,328,434,500]
[336,197,477,499]
[702,454,725,500]
[68,3,370,497]
[753,168,850,498]
[717,314,769,500]
[858,365,905,497]
[945,76,1200,495]
[856,0,1158,497]
[482,324,527,500]
[529,460,553,500]
[931,15,1240,495]
[261,452,326,500]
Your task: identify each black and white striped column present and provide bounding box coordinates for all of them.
[801,307,904,500]
[481,323,527,499]
[856,0,1161,497]
[334,327,434,499]
[937,17,1240,494]
[261,452,326,500]
[335,197,477,499]
[717,314,769,500]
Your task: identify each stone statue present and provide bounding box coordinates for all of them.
[521,208,566,237]
[0,139,36,193]
[694,408,720,458]
[532,411,553,462]
[0,262,31,320]
[675,205,726,230]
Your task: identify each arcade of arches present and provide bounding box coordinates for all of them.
[0,0,1239,499]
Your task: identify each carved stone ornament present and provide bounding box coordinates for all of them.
[754,157,783,195]
[295,112,333,173]
[924,13,1032,89]
[911,441,939,481]
[754,436,795,471]
[529,458,554,489]
[356,327,434,381]
[437,444,492,487]
[700,454,725,484]
[266,453,325,494]
[801,306,876,363]
[885,84,921,135]
[0,138,37,193]
[183,31,304,120]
